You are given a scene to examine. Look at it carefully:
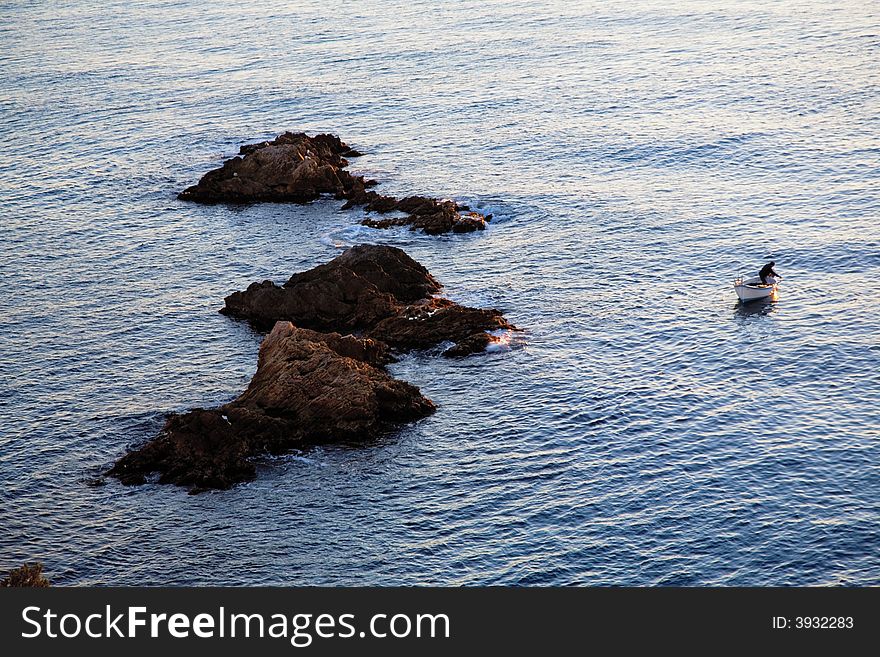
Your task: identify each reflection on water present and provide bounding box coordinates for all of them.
[733,297,777,318]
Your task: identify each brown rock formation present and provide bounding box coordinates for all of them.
[347,193,489,235]
[221,244,515,356]
[178,132,359,204]
[368,298,509,354]
[109,324,434,491]
[178,132,490,234]
[1,562,50,587]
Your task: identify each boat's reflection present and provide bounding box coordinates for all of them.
[733,296,777,318]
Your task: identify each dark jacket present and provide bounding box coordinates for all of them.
[759,263,778,284]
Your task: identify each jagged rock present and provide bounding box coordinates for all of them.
[1,562,50,587]
[179,132,490,234]
[109,324,434,491]
[222,244,441,330]
[441,332,498,358]
[222,244,515,354]
[361,196,488,235]
[178,132,360,204]
[367,298,509,351]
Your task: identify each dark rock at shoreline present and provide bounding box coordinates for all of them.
[108,323,434,491]
[1,562,50,587]
[222,244,515,355]
[179,132,489,234]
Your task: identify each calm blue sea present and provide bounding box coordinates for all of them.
[1,0,878,585]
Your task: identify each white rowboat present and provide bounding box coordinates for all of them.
[733,275,779,303]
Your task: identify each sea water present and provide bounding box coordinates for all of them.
[1,0,878,585]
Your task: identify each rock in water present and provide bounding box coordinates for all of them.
[222,244,441,330]
[359,195,488,235]
[221,244,515,355]
[108,324,435,491]
[178,132,490,234]
[1,562,50,587]
[368,299,508,354]
[178,132,358,204]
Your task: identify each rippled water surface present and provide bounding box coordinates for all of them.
[2,0,879,585]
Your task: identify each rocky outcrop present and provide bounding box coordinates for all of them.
[1,562,50,587]
[368,299,508,355]
[109,324,434,491]
[222,244,515,356]
[222,243,441,330]
[116,136,516,494]
[178,132,363,204]
[178,132,490,234]
[348,193,489,235]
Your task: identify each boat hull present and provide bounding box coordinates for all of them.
[734,276,777,303]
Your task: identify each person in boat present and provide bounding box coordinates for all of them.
[759,261,780,285]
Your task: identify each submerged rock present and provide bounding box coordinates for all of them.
[179,132,490,234]
[109,324,434,491]
[221,244,515,355]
